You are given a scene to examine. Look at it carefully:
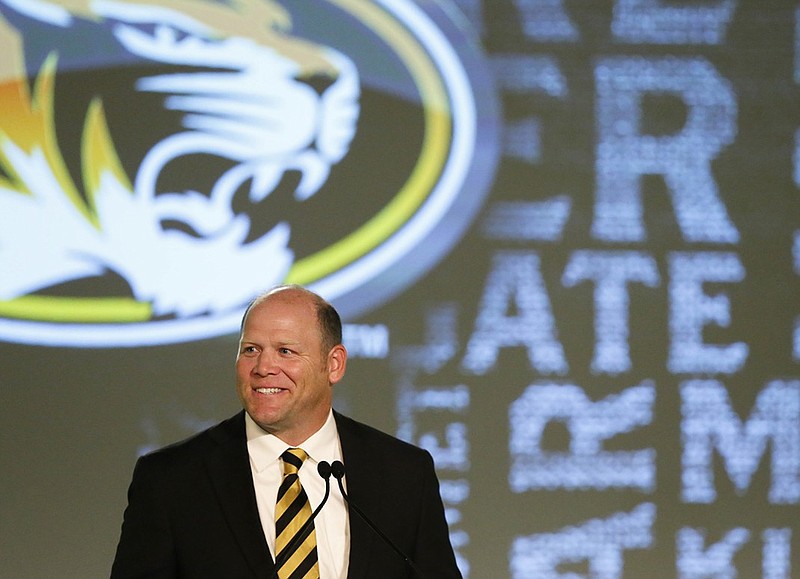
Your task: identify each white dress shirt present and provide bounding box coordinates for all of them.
[246,410,350,579]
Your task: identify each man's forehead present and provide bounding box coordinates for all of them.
[243,296,317,331]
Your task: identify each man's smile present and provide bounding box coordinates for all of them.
[255,387,285,395]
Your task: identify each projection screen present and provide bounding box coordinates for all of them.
[1,0,798,577]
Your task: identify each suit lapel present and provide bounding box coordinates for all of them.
[204,412,274,578]
[335,412,383,578]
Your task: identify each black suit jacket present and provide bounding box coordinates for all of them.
[110,411,461,578]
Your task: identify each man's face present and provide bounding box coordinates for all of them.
[235,291,345,444]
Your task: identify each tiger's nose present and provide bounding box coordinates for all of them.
[296,73,336,97]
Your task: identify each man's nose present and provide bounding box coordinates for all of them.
[253,351,277,375]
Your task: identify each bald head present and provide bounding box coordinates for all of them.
[242,285,342,355]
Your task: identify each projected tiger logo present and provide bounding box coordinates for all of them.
[0,0,359,317]
[0,0,499,346]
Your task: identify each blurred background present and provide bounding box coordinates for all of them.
[1,0,798,577]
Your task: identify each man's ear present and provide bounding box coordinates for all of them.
[327,344,348,384]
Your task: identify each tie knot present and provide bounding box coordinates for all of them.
[281,448,308,475]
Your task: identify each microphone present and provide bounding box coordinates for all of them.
[270,460,332,579]
[330,461,426,579]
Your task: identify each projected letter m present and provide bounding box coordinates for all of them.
[681,379,800,504]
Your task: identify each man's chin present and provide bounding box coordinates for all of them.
[246,404,287,434]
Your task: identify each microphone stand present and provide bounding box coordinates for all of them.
[330,461,426,579]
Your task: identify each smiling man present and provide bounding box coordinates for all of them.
[236,287,347,446]
[111,284,461,579]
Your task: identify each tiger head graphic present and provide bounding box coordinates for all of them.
[0,0,360,317]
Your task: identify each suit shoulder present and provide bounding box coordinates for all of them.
[334,411,432,463]
[136,412,243,468]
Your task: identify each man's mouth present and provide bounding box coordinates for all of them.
[255,387,283,395]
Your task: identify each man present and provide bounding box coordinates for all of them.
[111,284,461,578]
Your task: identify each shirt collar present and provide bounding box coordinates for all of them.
[245,410,340,473]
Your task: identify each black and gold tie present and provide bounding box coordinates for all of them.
[275,448,320,579]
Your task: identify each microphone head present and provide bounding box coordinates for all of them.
[331,460,345,480]
[317,460,332,479]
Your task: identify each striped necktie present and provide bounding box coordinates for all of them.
[275,448,320,579]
